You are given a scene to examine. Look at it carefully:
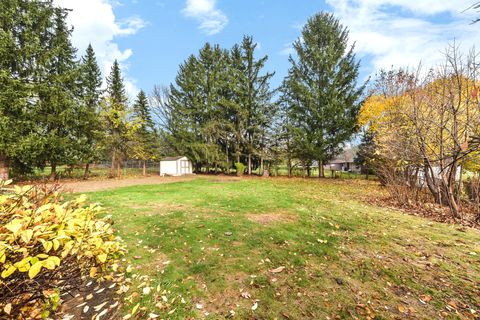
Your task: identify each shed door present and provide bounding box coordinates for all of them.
[180,160,189,174]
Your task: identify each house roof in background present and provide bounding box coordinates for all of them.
[328,148,358,164]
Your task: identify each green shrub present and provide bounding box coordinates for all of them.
[0,180,125,318]
[235,162,246,176]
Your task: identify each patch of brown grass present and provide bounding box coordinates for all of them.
[194,271,251,317]
[246,211,298,225]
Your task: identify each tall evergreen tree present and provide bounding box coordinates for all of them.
[103,59,134,177]
[236,36,275,174]
[282,12,366,177]
[132,90,159,175]
[166,43,230,171]
[79,44,103,179]
[34,6,80,180]
[156,38,275,174]
[0,0,56,179]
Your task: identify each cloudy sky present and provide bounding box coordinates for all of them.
[54,0,479,97]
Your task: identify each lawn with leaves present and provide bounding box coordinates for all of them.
[83,177,480,319]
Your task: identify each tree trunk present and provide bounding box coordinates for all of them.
[248,154,252,175]
[456,164,463,205]
[260,156,264,176]
[143,160,146,176]
[0,155,9,181]
[319,160,324,178]
[110,153,116,178]
[226,144,229,174]
[424,162,441,205]
[287,158,292,178]
[117,159,121,178]
[50,162,57,181]
[446,181,461,219]
[83,163,90,180]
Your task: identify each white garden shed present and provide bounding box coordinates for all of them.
[160,156,192,176]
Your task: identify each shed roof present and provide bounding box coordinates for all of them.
[161,156,185,161]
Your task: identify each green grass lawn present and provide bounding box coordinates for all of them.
[82,177,480,319]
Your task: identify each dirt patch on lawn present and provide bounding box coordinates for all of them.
[194,272,251,317]
[145,252,172,272]
[246,211,297,225]
[56,175,197,193]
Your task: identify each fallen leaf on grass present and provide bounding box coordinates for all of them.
[97,309,108,318]
[269,266,285,273]
[94,302,107,312]
[251,302,258,311]
[4,304,12,315]
[420,295,432,303]
[131,303,140,315]
[398,305,407,313]
[355,304,367,315]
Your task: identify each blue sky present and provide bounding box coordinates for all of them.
[111,0,327,92]
[55,0,479,98]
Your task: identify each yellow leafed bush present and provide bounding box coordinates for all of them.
[0,180,125,317]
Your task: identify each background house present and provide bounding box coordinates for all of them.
[324,148,361,173]
[160,156,192,176]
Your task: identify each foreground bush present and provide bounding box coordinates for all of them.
[0,180,125,318]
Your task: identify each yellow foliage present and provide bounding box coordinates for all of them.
[0,180,125,316]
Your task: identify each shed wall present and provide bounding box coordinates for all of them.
[160,161,178,175]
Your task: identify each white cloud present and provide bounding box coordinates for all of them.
[182,0,228,35]
[54,0,146,97]
[326,0,479,74]
[279,43,295,56]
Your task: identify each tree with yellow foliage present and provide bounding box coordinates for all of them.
[360,45,480,218]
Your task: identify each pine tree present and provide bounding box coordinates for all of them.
[79,44,103,179]
[107,60,128,107]
[282,12,366,177]
[103,60,134,177]
[166,43,229,171]
[0,0,59,179]
[35,6,80,180]
[236,36,275,174]
[132,90,159,175]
